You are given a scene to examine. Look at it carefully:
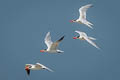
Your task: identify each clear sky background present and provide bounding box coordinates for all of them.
[0,0,120,80]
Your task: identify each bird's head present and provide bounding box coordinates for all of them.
[25,65,31,76]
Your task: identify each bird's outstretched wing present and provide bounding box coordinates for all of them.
[88,36,96,40]
[75,30,82,36]
[36,63,54,72]
[84,36,100,49]
[79,4,93,20]
[50,36,65,50]
[45,32,53,49]
[44,66,54,72]
[75,30,87,37]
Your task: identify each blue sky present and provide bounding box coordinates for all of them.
[0,0,120,80]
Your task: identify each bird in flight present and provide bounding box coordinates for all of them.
[70,4,94,29]
[73,30,100,49]
[40,32,65,53]
[25,63,53,76]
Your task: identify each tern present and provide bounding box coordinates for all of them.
[70,4,93,29]
[25,63,53,75]
[73,30,100,49]
[40,32,65,53]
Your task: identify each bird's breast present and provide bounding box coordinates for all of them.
[80,37,85,40]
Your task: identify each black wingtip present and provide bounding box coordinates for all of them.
[90,4,93,7]
[58,35,65,42]
[26,69,30,76]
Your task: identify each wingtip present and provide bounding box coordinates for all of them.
[25,69,30,76]
[58,35,65,42]
[63,35,65,38]
[75,30,82,34]
[47,31,50,34]
[97,47,101,50]
[88,4,93,7]
[94,45,100,50]
[46,67,54,72]
[75,30,80,32]
[87,25,93,29]
[36,62,39,64]
[50,69,54,72]
[61,35,65,40]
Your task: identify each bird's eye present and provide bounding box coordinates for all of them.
[77,36,80,38]
[29,66,32,68]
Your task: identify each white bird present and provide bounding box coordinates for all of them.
[25,63,53,75]
[40,32,65,53]
[70,4,93,29]
[73,30,100,49]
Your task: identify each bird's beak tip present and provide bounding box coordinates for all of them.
[70,20,73,22]
[40,50,45,52]
[73,37,77,39]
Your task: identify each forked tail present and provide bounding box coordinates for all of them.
[85,21,93,29]
[57,50,64,53]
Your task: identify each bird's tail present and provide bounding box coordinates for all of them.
[94,44,100,49]
[45,67,54,72]
[88,37,96,40]
[85,21,93,29]
[57,50,64,53]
